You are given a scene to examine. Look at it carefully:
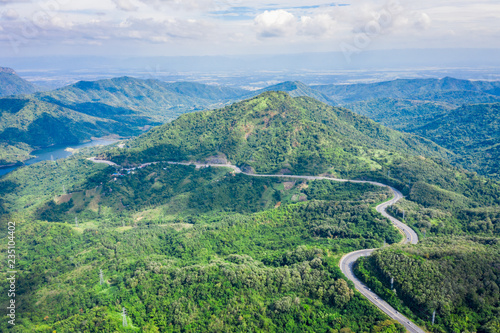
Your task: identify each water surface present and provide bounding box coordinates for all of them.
[0,139,117,177]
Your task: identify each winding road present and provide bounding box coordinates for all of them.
[93,159,424,332]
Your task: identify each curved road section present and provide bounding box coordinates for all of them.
[95,160,424,332]
[339,186,423,333]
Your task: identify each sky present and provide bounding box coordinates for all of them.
[0,0,499,58]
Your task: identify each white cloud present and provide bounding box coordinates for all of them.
[0,0,499,56]
[299,14,335,36]
[254,9,296,38]
[254,8,336,39]
[112,0,138,12]
[1,8,19,19]
[137,0,214,11]
[414,12,431,30]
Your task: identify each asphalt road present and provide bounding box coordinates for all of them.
[96,159,424,332]
[339,186,423,333]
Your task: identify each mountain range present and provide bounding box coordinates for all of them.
[2,71,500,180]
[1,70,500,332]
[313,77,500,105]
[0,75,250,166]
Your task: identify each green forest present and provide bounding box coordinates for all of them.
[1,84,500,332]
[355,237,500,333]
[1,153,407,332]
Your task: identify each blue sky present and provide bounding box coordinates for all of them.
[0,0,499,57]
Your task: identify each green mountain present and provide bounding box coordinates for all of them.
[0,77,250,166]
[0,97,143,166]
[0,67,39,97]
[410,103,500,178]
[37,77,248,123]
[0,97,141,145]
[255,81,336,105]
[346,98,454,131]
[1,90,500,332]
[102,91,451,176]
[314,77,500,105]
[102,92,500,235]
[347,99,500,178]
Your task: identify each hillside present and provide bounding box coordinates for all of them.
[36,77,248,123]
[348,99,500,178]
[407,103,499,178]
[355,237,500,332]
[346,98,453,131]
[103,91,451,176]
[101,92,500,233]
[0,151,404,332]
[313,77,500,105]
[0,97,141,144]
[0,78,250,167]
[1,91,500,332]
[0,97,143,166]
[0,67,39,97]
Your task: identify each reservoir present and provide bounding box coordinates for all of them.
[0,139,117,177]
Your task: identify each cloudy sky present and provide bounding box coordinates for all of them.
[0,0,499,57]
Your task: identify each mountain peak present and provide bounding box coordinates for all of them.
[256,81,335,105]
[0,67,39,97]
[103,92,449,175]
[0,67,16,75]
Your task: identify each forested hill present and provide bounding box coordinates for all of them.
[36,76,248,123]
[0,96,150,166]
[0,97,141,145]
[102,91,451,175]
[313,77,500,105]
[410,103,500,179]
[346,99,500,179]
[0,67,39,97]
[0,77,249,166]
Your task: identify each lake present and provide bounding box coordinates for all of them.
[0,139,118,177]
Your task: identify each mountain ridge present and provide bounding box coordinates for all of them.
[313,77,500,105]
[0,67,39,97]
